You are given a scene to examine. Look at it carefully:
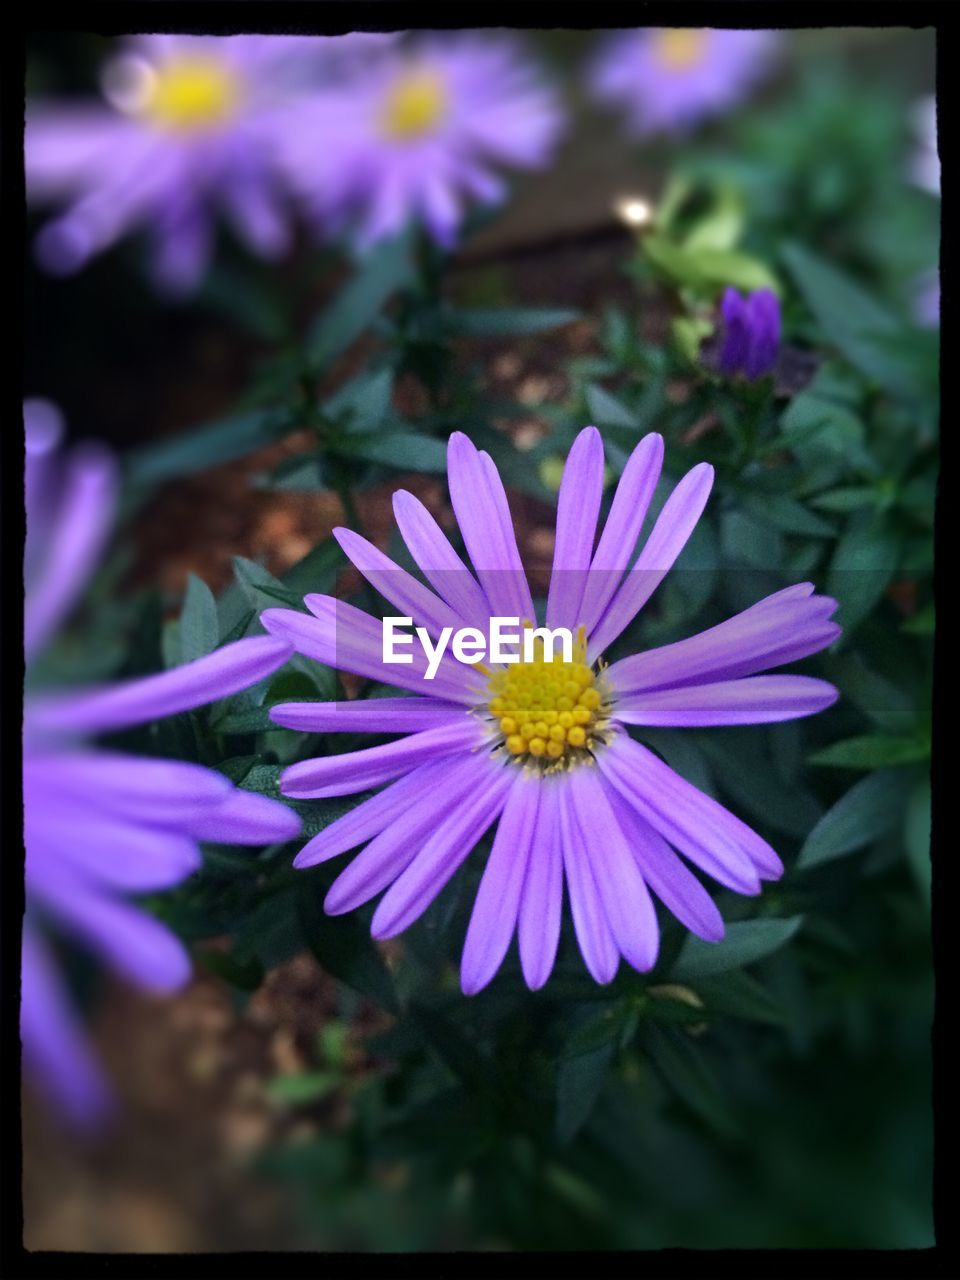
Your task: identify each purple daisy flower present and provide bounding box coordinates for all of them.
[715,286,781,381]
[26,35,393,293]
[22,401,300,1126]
[277,33,566,249]
[259,428,840,996]
[588,29,779,136]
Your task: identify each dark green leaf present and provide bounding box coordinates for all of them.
[670,916,803,980]
[797,770,911,869]
[307,232,414,368]
[179,574,219,663]
[808,734,929,769]
[445,306,579,337]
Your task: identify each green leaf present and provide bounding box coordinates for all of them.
[125,409,291,488]
[266,1071,340,1105]
[797,770,911,869]
[696,971,787,1027]
[258,453,327,492]
[905,777,931,898]
[739,493,835,538]
[179,574,220,663]
[444,306,579,337]
[584,383,640,429]
[642,1024,739,1139]
[233,556,305,612]
[808,734,929,769]
[644,235,780,294]
[324,366,395,433]
[779,392,868,462]
[306,231,414,368]
[555,1015,619,1145]
[827,517,900,637]
[670,916,803,980]
[334,431,448,473]
[298,885,399,1014]
[781,242,916,398]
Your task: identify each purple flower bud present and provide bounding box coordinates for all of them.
[717,286,780,381]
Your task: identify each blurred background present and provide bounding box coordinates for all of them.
[21,26,936,1252]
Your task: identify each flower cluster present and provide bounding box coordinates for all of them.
[715,286,781,381]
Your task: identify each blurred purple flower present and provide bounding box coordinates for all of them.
[26,35,393,294]
[715,287,781,381]
[22,401,299,1127]
[278,33,565,249]
[588,29,779,136]
[258,429,839,996]
[907,95,939,196]
[913,270,940,330]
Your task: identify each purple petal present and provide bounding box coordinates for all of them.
[322,757,488,915]
[184,788,302,845]
[606,584,840,694]
[270,696,467,734]
[607,789,725,942]
[261,598,479,704]
[370,758,512,939]
[579,432,664,635]
[545,427,605,630]
[447,433,534,624]
[280,718,484,800]
[517,778,564,990]
[392,489,492,631]
[28,636,293,738]
[588,463,715,659]
[26,751,232,823]
[295,759,452,869]
[24,441,117,662]
[333,526,474,636]
[20,926,114,1130]
[460,772,540,995]
[616,675,839,727]
[558,784,619,984]
[567,768,659,973]
[597,733,765,894]
[27,811,200,894]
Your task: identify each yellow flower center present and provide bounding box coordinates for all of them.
[380,69,448,141]
[486,625,612,770]
[144,56,241,132]
[653,29,708,71]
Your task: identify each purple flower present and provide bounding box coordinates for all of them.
[259,428,839,995]
[26,35,393,293]
[589,29,779,136]
[913,270,939,330]
[277,33,565,249]
[715,287,781,381]
[22,402,300,1127]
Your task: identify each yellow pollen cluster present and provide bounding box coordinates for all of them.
[486,625,609,768]
[653,29,708,71]
[144,57,241,132]
[380,69,448,140]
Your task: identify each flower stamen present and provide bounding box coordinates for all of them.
[653,29,708,71]
[380,68,448,140]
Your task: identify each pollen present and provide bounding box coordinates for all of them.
[485,624,612,771]
[653,29,708,71]
[144,57,241,132]
[380,68,448,141]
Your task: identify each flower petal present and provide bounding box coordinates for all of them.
[333,526,473,637]
[370,757,512,939]
[597,733,765,894]
[460,772,540,995]
[607,788,725,942]
[270,696,466,734]
[558,784,619,984]
[517,779,564,990]
[185,788,302,845]
[27,812,200,893]
[579,432,664,636]
[606,584,840,694]
[392,489,491,631]
[29,636,293,738]
[447,432,534,623]
[280,718,485,800]
[588,463,714,659]
[567,767,659,973]
[545,426,605,630]
[616,675,839,726]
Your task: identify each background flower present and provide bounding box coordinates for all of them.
[22,403,300,1126]
[277,32,566,248]
[714,286,782,380]
[588,28,779,135]
[26,35,392,293]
